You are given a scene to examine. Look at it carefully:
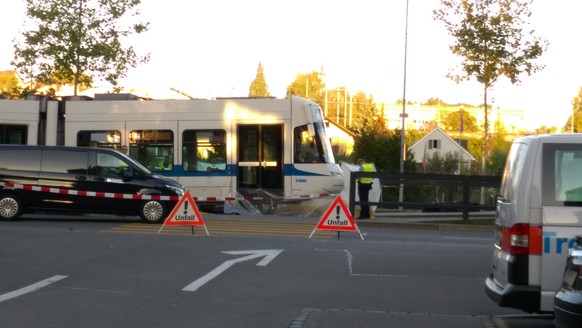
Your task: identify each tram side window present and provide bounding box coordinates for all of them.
[182,130,226,172]
[128,129,174,172]
[77,130,122,149]
[0,124,27,144]
[294,125,321,163]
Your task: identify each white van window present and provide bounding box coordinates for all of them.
[542,143,582,206]
[500,142,528,202]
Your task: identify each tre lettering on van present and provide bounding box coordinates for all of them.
[543,231,578,254]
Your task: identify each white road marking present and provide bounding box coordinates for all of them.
[182,249,283,292]
[0,275,68,303]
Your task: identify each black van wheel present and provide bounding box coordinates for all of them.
[0,194,24,221]
[139,200,166,224]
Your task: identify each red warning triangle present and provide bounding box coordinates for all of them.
[163,191,205,226]
[315,196,357,232]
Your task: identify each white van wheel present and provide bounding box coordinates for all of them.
[139,200,166,223]
[0,194,24,221]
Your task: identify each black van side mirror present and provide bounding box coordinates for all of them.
[122,170,133,182]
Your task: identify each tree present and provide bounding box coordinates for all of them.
[351,109,415,173]
[248,62,271,97]
[439,109,480,135]
[0,71,22,99]
[324,87,351,127]
[536,125,558,134]
[434,0,547,174]
[424,152,460,174]
[422,97,446,106]
[349,91,376,132]
[286,70,325,107]
[12,0,150,96]
[564,87,582,133]
[488,118,512,175]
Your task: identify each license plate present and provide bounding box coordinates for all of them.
[563,268,578,287]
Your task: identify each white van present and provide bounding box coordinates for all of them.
[485,134,582,313]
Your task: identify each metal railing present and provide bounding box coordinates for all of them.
[349,172,502,220]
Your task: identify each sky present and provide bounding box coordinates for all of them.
[1,0,581,130]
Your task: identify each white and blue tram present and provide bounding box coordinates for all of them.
[0,95,344,207]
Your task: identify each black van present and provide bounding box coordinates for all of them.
[0,145,185,223]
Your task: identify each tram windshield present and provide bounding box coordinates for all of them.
[294,103,335,164]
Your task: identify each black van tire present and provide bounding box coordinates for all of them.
[0,194,24,221]
[139,200,166,223]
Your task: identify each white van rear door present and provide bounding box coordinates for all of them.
[539,143,582,311]
[540,217,582,311]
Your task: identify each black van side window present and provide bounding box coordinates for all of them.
[42,150,88,174]
[95,153,129,177]
[0,149,41,171]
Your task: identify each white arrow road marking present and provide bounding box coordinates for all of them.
[182,249,284,292]
[0,275,68,303]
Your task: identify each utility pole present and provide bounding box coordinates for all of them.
[399,0,410,208]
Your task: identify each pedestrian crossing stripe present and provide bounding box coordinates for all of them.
[314,196,357,232]
[162,191,205,227]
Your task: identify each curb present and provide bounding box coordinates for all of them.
[356,220,494,233]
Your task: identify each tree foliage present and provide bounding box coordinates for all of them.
[422,97,446,106]
[439,109,479,133]
[12,0,150,96]
[434,0,547,173]
[424,152,461,174]
[248,62,271,97]
[348,91,376,132]
[286,70,325,107]
[324,87,350,127]
[351,111,415,172]
[0,71,22,99]
[535,125,558,134]
[564,87,582,133]
[487,119,512,175]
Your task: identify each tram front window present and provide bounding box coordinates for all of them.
[313,121,334,163]
[294,123,333,164]
[297,102,335,164]
[294,125,321,163]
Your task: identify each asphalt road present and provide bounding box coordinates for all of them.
[0,214,554,328]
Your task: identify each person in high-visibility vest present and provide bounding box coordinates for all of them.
[160,156,173,171]
[357,158,374,219]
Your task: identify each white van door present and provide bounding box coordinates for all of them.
[539,143,582,311]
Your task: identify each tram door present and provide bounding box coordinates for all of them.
[237,125,283,194]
